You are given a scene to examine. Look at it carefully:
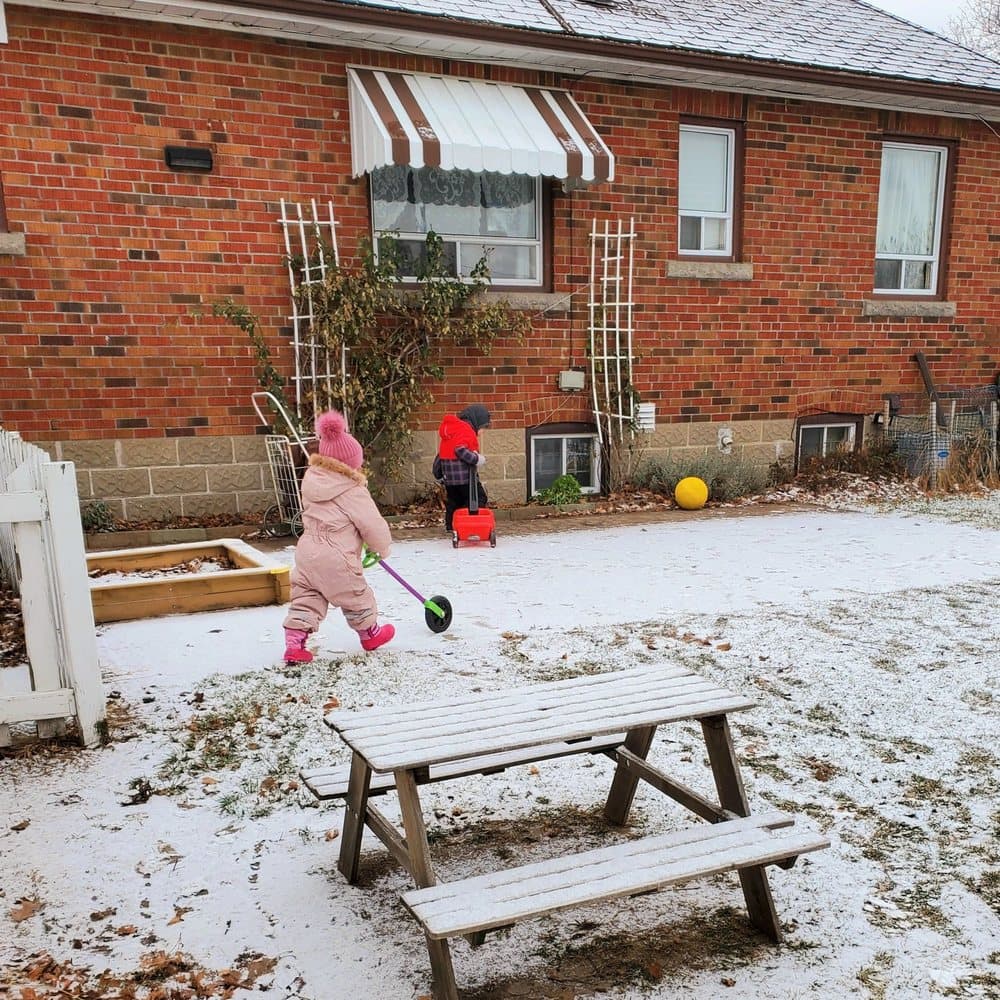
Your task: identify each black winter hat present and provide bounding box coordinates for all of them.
[458,404,491,433]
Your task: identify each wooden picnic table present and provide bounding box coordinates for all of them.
[314,663,828,1000]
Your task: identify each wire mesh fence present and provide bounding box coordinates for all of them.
[880,387,999,488]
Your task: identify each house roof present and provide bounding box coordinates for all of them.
[339,0,1000,93]
[13,0,1000,118]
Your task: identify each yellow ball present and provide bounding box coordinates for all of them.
[674,476,709,510]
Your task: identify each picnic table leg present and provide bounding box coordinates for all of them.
[603,725,657,826]
[700,714,782,941]
[337,752,372,884]
[394,768,458,1000]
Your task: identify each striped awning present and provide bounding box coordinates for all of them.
[347,68,614,184]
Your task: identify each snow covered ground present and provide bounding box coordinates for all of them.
[2,491,999,999]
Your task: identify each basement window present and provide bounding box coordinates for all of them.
[795,413,862,471]
[528,423,601,498]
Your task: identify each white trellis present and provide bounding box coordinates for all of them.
[278,198,345,428]
[0,431,105,747]
[588,217,637,445]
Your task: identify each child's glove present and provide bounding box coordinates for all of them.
[476,453,487,466]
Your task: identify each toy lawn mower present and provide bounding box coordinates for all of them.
[361,547,452,633]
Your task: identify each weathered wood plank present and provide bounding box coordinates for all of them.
[327,667,753,772]
[301,733,626,800]
[402,814,828,939]
[0,688,75,725]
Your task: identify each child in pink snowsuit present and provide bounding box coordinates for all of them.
[282,411,394,664]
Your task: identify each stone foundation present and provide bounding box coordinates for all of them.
[50,419,805,520]
[51,436,273,523]
[382,418,801,506]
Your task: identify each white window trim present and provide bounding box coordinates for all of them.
[797,422,857,460]
[530,433,601,496]
[874,141,948,297]
[370,171,544,288]
[678,123,735,258]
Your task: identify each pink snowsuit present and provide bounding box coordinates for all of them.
[282,454,393,636]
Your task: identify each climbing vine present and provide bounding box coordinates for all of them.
[298,232,529,483]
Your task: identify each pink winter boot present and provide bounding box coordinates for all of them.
[283,627,314,665]
[359,622,395,651]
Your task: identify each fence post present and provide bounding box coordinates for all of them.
[929,400,938,489]
[42,462,105,747]
[6,462,64,740]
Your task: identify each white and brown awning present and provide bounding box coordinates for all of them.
[348,67,614,184]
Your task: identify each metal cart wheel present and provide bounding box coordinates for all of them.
[451,531,459,548]
[261,504,290,538]
[489,529,497,548]
[289,511,304,538]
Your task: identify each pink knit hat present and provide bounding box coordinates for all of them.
[315,411,363,469]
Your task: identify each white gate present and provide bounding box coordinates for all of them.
[0,431,105,748]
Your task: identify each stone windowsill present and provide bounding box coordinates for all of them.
[862,299,957,318]
[0,232,26,256]
[666,260,754,281]
[482,290,571,313]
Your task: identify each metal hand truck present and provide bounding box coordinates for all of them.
[251,391,315,538]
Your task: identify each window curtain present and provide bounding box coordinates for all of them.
[679,130,729,213]
[876,146,942,256]
[372,166,534,209]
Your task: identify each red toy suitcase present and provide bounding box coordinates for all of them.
[451,468,496,548]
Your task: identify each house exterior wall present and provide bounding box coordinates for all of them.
[2,8,998,517]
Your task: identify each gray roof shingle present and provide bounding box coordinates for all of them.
[337,0,1000,93]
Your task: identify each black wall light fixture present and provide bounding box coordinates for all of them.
[164,146,213,171]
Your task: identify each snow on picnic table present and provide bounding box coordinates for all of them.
[1,491,999,999]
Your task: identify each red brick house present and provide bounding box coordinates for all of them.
[3,0,1000,519]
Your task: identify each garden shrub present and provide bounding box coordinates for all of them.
[534,474,583,505]
[632,453,771,502]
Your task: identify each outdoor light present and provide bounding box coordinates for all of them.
[163,146,213,171]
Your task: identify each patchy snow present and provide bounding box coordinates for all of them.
[2,491,999,999]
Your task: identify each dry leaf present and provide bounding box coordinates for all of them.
[324,829,340,842]
[116,924,138,935]
[10,897,43,922]
[528,765,540,775]
[201,776,218,786]
[167,906,192,925]
[323,697,340,711]
[10,819,29,832]
[716,642,732,651]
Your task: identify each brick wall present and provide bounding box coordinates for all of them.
[3,7,998,515]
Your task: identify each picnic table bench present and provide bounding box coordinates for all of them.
[303,664,829,1000]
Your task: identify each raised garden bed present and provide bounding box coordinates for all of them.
[87,538,290,624]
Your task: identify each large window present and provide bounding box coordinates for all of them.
[875,142,949,295]
[528,425,600,497]
[678,122,739,258]
[371,165,543,287]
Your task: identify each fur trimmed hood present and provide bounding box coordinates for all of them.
[308,452,367,485]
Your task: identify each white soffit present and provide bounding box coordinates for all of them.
[347,67,614,182]
[0,2,8,43]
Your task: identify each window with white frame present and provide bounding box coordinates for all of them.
[874,142,948,295]
[678,123,736,257]
[796,415,861,470]
[371,165,543,286]
[529,428,600,497]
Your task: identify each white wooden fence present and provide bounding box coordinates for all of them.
[0,430,105,747]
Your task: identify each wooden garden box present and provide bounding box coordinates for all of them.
[87,538,291,624]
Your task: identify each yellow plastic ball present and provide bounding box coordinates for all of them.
[674,476,709,511]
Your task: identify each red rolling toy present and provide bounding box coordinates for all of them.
[452,467,496,548]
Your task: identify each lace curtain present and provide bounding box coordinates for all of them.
[372,166,534,209]
[876,145,943,256]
